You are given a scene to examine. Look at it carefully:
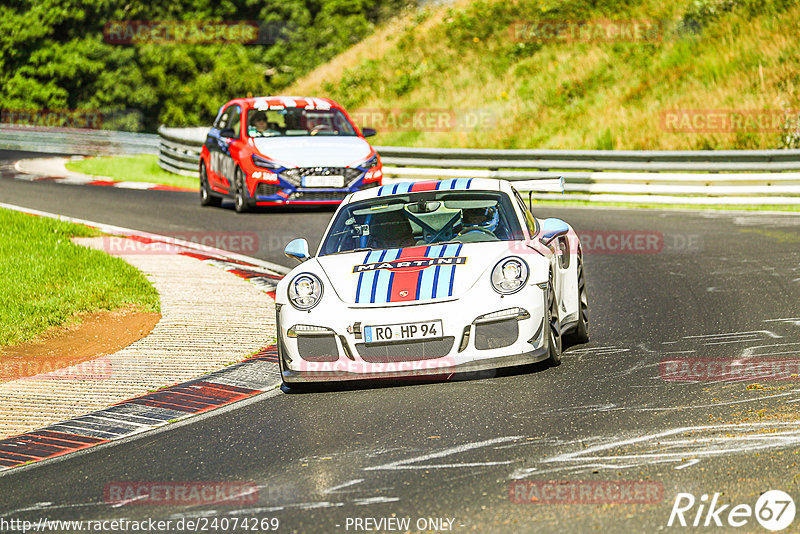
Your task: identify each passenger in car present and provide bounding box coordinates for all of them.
[367,211,416,249]
[249,111,270,136]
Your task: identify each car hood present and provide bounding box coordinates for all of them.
[252,136,372,168]
[315,241,543,306]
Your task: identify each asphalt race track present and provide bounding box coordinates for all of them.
[2,150,800,532]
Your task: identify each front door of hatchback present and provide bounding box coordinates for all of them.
[205,104,241,194]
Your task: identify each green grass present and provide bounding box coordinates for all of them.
[0,209,161,348]
[528,198,800,212]
[291,0,800,150]
[65,155,199,190]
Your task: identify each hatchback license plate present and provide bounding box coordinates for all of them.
[301,175,344,187]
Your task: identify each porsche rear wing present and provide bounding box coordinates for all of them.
[509,176,565,194]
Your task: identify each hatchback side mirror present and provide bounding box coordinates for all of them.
[361,128,377,137]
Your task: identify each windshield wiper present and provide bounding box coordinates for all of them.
[426,240,462,247]
[326,247,374,256]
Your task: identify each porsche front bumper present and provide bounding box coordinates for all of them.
[277,283,549,383]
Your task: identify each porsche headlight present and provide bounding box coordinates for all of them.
[491,257,529,294]
[288,273,323,310]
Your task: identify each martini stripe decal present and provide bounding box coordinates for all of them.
[377,179,474,196]
[355,244,464,304]
[387,246,429,303]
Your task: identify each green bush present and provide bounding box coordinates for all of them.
[0,0,413,132]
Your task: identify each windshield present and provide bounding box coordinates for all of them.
[246,107,357,138]
[319,191,524,256]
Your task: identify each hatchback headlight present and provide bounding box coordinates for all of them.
[491,257,529,294]
[288,273,323,310]
[252,154,281,170]
[359,155,379,169]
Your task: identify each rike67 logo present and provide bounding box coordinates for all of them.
[667,490,796,531]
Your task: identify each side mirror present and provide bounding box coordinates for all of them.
[219,127,236,139]
[361,127,377,137]
[539,218,570,246]
[284,238,310,263]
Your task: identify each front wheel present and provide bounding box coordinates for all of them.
[545,273,562,367]
[233,168,250,213]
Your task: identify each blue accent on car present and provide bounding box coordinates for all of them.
[253,168,375,202]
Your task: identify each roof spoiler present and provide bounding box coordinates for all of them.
[512,176,565,194]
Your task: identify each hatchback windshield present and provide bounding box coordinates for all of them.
[319,191,524,255]
[247,107,357,137]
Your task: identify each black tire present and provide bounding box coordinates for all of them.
[564,254,589,345]
[233,168,250,213]
[199,163,221,207]
[545,272,562,367]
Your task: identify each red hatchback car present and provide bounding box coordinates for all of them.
[199,96,383,212]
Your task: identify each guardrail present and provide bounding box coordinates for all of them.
[152,127,800,203]
[0,124,159,156]
[2,124,799,204]
[374,146,800,165]
[158,126,208,176]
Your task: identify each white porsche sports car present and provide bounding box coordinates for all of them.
[275,178,588,388]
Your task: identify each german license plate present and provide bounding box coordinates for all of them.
[364,320,443,343]
[301,175,344,187]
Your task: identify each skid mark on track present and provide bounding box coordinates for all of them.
[566,346,630,356]
[764,318,800,326]
[742,341,800,357]
[520,389,800,418]
[5,501,106,515]
[681,330,781,345]
[674,458,701,470]
[226,501,345,514]
[538,403,618,415]
[322,479,365,495]
[364,436,523,471]
[352,496,400,505]
[522,421,800,475]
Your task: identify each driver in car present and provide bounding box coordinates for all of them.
[457,206,499,240]
[248,111,276,136]
[307,117,334,136]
